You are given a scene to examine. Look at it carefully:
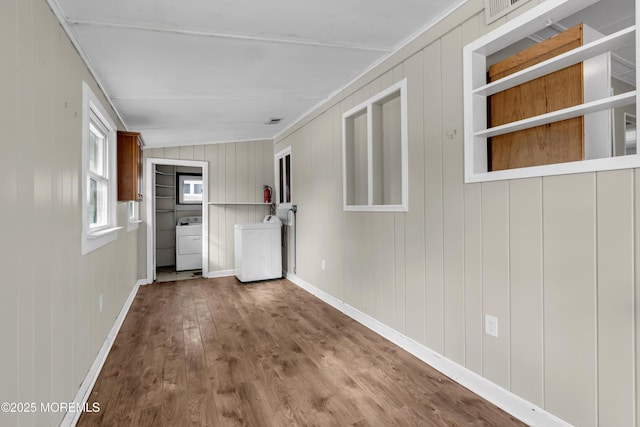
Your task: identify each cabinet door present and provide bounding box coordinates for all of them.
[117,131,144,201]
[488,24,584,171]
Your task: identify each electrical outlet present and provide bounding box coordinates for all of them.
[99,294,103,312]
[485,314,498,337]
[321,259,326,271]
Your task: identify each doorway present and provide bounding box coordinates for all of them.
[145,158,209,283]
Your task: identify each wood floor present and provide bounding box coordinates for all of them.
[77,277,524,426]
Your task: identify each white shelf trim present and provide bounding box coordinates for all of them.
[474,91,636,138]
[474,25,635,97]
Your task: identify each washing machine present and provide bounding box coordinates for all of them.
[234,215,282,282]
[176,216,202,271]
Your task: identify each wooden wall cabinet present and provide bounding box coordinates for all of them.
[117,131,144,201]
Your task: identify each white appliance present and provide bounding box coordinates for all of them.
[176,216,202,271]
[234,215,282,282]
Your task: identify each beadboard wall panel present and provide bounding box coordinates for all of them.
[272,0,638,425]
[2,1,139,425]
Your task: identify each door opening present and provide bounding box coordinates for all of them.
[145,158,209,284]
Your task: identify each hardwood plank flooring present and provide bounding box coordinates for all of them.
[78,277,524,426]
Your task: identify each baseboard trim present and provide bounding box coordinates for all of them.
[59,280,141,427]
[285,273,571,427]
[205,269,235,278]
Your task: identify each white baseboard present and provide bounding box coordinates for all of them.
[205,269,235,278]
[286,273,572,427]
[59,280,141,427]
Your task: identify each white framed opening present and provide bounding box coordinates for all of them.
[145,158,209,283]
[463,0,639,183]
[342,79,408,212]
[275,147,292,207]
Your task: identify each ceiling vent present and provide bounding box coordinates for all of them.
[265,117,283,125]
[485,0,533,24]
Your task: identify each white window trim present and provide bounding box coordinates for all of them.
[81,82,121,254]
[342,78,408,212]
[463,0,640,183]
[275,146,292,208]
[127,201,142,232]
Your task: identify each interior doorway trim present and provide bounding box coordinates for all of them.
[145,157,209,283]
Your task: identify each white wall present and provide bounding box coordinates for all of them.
[274,0,638,425]
[0,1,139,425]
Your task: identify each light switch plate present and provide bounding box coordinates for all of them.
[485,314,498,337]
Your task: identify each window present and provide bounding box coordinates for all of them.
[342,79,408,211]
[275,147,292,205]
[88,116,108,227]
[81,82,120,254]
[177,173,203,204]
[127,201,141,232]
[463,0,638,183]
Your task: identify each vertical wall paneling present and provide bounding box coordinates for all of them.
[543,173,597,427]
[394,212,406,334]
[635,169,640,427]
[403,51,426,345]
[423,40,445,354]
[374,70,397,327]
[217,144,227,268]
[179,145,194,160]
[481,180,510,389]
[509,178,544,406]
[329,106,345,301]
[193,144,205,160]
[33,2,54,419]
[379,212,396,326]
[253,141,264,204]
[461,8,484,376]
[204,144,219,271]
[392,64,406,334]
[309,118,322,289]
[51,11,69,412]
[225,144,237,269]
[464,183,483,374]
[1,2,139,424]
[441,26,466,364]
[16,0,36,414]
[596,170,634,427]
[236,142,250,225]
[164,146,180,160]
[0,0,18,424]
[264,1,640,425]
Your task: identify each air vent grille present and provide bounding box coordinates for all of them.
[485,0,533,24]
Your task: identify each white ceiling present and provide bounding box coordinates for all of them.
[53,0,464,148]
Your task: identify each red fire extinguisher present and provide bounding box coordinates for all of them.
[263,185,272,203]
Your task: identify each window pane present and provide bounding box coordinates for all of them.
[285,155,291,203]
[279,157,284,203]
[89,177,108,227]
[89,178,98,225]
[89,124,105,176]
[181,178,203,202]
